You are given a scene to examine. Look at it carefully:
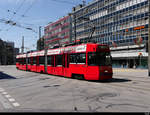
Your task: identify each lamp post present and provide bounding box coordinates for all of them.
[21,36,24,54]
[38,26,48,73]
[148,0,150,76]
[42,26,48,73]
[74,12,77,44]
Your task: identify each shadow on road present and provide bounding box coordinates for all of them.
[102,78,132,83]
[0,71,16,79]
[55,74,132,84]
[87,78,132,83]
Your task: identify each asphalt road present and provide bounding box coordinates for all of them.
[0,65,150,112]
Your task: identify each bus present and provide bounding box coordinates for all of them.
[16,43,113,81]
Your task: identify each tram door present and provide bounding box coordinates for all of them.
[63,54,69,77]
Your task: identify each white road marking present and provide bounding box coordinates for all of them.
[0,87,20,108]
[0,89,5,92]
[2,92,8,95]
[0,88,4,90]
[0,94,13,109]
[12,102,20,107]
[8,98,15,102]
[5,95,11,98]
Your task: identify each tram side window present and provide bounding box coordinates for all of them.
[31,57,33,65]
[16,58,19,63]
[30,57,33,65]
[19,58,22,64]
[52,56,54,66]
[88,52,112,66]
[47,56,52,66]
[39,56,45,65]
[56,55,63,66]
[18,58,21,64]
[27,57,30,64]
[70,54,76,63]
[33,57,37,65]
[76,53,86,64]
[88,53,97,66]
[22,58,24,65]
[70,53,86,64]
[20,58,23,65]
[19,58,21,64]
[23,58,26,65]
[67,54,69,67]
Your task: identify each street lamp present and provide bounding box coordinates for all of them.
[148,0,150,76]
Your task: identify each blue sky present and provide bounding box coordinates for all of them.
[0,0,92,52]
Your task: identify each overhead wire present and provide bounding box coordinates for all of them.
[1,0,37,34]
[0,0,78,34]
[9,0,27,20]
[0,6,29,32]
[21,0,37,18]
[0,0,84,51]
[1,0,27,33]
[0,0,83,34]
[48,0,87,5]
[15,0,38,33]
[49,0,76,5]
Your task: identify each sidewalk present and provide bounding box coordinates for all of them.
[113,68,148,72]
[113,67,149,78]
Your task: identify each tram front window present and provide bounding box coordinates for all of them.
[88,52,112,66]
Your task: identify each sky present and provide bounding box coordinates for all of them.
[0,0,92,52]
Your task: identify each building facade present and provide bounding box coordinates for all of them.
[37,36,44,51]
[44,15,72,48]
[71,0,149,68]
[0,39,19,65]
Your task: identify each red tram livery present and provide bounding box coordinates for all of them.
[16,43,113,80]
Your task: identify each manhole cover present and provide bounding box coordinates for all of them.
[98,93,117,98]
[39,78,50,80]
[43,84,60,88]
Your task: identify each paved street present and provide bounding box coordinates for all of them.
[0,65,150,112]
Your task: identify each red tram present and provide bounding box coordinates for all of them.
[16,43,113,80]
